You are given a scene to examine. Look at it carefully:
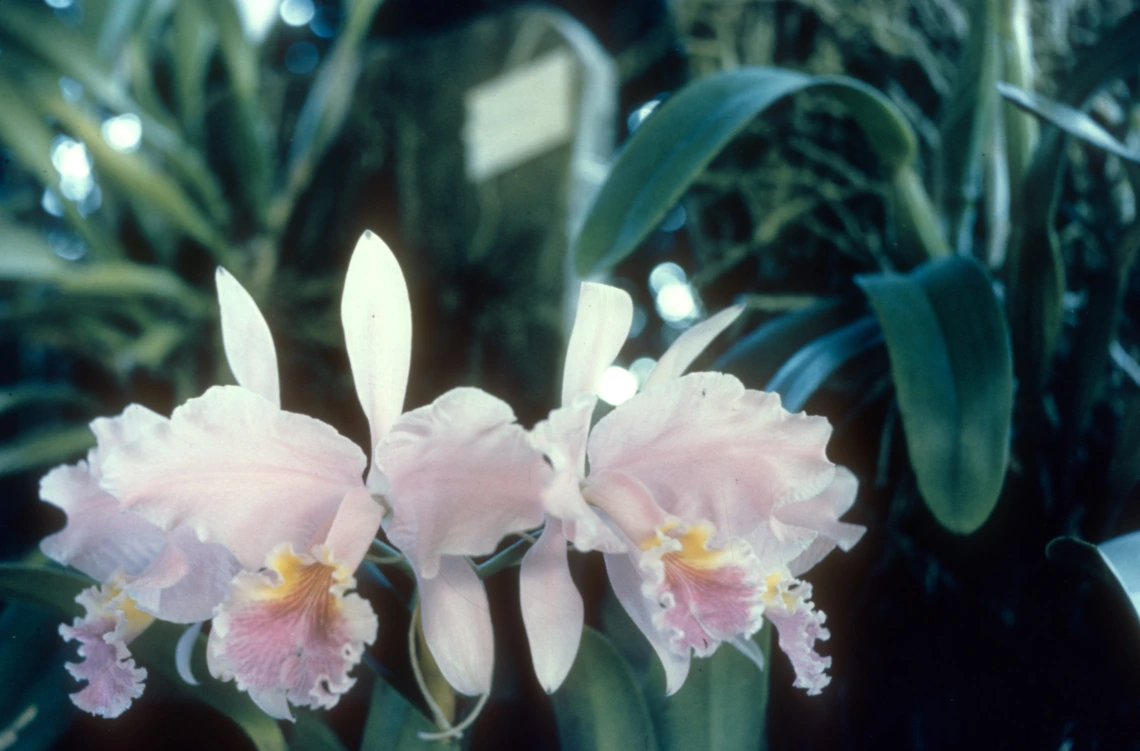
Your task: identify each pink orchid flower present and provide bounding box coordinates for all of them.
[523,282,865,695]
[39,406,242,718]
[99,231,546,712]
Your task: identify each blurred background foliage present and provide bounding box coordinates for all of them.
[3,0,1140,748]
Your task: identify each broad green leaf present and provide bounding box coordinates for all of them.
[939,0,1001,254]
[573,66,923,275]
[645,627,770,751]
[998,82,1140,165]
[551,627,660,751]
[856,256,1013,534]
[360,676,439,751]
[290,712,349,751]
[714,296,867,390]
[765,316,883,413]
[0,425,96,478]
[0,603,74,751]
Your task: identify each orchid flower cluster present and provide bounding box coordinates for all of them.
[37,231,864,722]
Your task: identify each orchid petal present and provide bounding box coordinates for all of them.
[584,470,667,545]
[377,387,547,578]
[323,485,385,572]
[342,231,412,470]
[588,372,835,546]
[781,467,866,576]
[561,282,633,404]
[532,396,623,552]
[60,582,154,718]
[125,526,241,623]
[88,404,166,461]
[176,622,203,686]
[417,556,494,696]
[765,579,832,696]
[206,544,378,720]
[642,304,744,390]
[102,385,367,570]
[519,523,583,693]
[40,462,167,581]
[604,552,690,694]
[216,268,280,408]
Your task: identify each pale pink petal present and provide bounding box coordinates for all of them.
[101,385,367,570]
[583,470,667,546]
[341,231,412,473]
[560,282,633,404]
[206,544,378,721]
[60,583,154,718]
[642,304,744,390]
[639,521,765,660]
[604,552,690,694]
[377,388,547,578]
[765,581,832,696]
[781,467,866,577]
[125,526,241,623]
[88,404,167,462]
[417,556,494,696]
[588,372,835,547]
[323,485,385,572]
[216,267,280,408]
[40,462,166,581]
[519,524,583,692]
[531,396,623,553]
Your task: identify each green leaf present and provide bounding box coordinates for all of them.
[551,627,660,751]
[998,82,1140,165]
[648,626,770,751]
[1005,10,1140,404]
[765,316,883,413]
[360,676,439,751]
[856,256,1013,534]
[714,296,867,390]
[938,0,1001,254]
[573,66,922,275]
[0,72,121,258]
[289,712,349,751]
[0,564,89,615]
[0,425,96,478]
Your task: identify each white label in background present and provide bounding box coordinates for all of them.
[463,49,576,183]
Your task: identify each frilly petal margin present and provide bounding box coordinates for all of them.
[377,387,548,578]
[101,385,368,570]
[764,577,832,696]
[519,524,583,693]
[588,372,836,546]
[417,556,495,697]
[206,544,377,721]
[603,552,690,694]
[780,467,866,577]
[60,582,155,718]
